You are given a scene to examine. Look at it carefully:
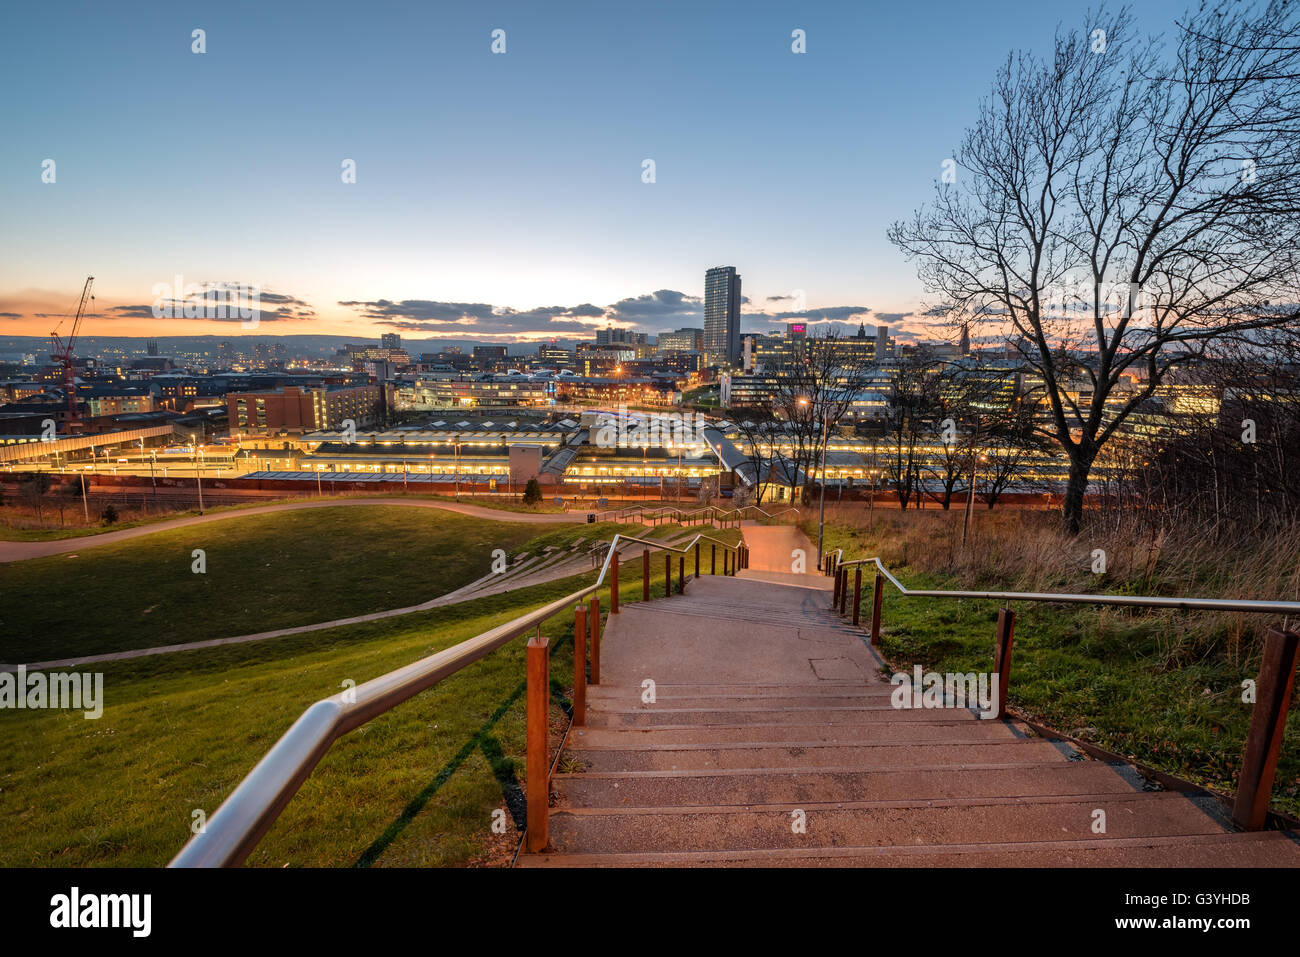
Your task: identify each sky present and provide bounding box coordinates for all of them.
[0,0,1195,345]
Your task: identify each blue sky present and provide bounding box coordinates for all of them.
[0,0,1194,342]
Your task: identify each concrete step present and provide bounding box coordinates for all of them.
[588,693,921,712]
[544,792,1225,854]
[586,682,891,699]
[517,831,1300,868]
[554,762,1139,808]
[567,738,1068,771]
[588,706,1003,728]
[567,720,1021,748]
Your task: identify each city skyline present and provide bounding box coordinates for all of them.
[0,0,1198,343]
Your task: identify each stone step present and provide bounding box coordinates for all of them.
[567,738,1068,771]
[553,761,1139,808]
[543,792,1225,855]
[567,720,1020,748]
[517,831,1300,868]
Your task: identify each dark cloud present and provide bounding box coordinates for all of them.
[337,290,890,339]
[0,312,21,319]
[339,298,604,335]
[98,285,317,324]
[771,306,871,322]
[605,289,702,323]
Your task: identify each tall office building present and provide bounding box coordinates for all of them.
[704,266,742,366]
[875,324,891,362]
[380,333,402,350]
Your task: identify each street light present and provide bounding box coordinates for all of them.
[191,435,204,515]
[799,396,831,569]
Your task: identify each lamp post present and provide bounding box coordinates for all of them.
[148,449,158,507]
[816,411,829,567]
[191,435,205,515]
[799,396,831,569]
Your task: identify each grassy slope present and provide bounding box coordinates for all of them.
[0,555,689,867]
[0,509,629,662]
[0,506,732,867]
[812,515,1300,818]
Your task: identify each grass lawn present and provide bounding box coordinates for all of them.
[812,517,1300,819]
[0,546,693,868]
[0,508,630,663]
[0,496,325,542]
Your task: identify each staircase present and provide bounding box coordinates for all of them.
[518,567,1300,867]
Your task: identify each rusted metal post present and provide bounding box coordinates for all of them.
[610,551,619,615]
[870,573,884,645]
[525,627,549,853]
[838,567,849,615]
[678,555,684,592]
[642,548,650,602]
[832,564,841,607]
[665,553,672,597]
[711,543,716,575]
[589,596,601,685]
[852,567,862,626]
[993,607,1016,720]
[694,542,700,579]
[1233,628,1299,830]
[573,604,587,726]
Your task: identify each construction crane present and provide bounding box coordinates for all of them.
[50,276,94,429]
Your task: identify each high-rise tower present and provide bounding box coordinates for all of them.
[703,266,742,366]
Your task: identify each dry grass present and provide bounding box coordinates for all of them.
[814,503,1300,670]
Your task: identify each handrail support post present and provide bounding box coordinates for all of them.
[1233,627,1299,830]
[525,626,550,853]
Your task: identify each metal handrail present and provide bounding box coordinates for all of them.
[593,530,741,588]
[170,531,741,868]
[829,550,1300,617]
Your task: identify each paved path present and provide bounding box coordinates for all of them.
[520,573,1300,867]
[0,498,583,564]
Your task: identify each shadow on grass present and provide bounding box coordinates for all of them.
[352,636,575,868]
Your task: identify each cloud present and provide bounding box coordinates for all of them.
[605,289,702,323]
[96,284,318,324]
[339,298,607,336]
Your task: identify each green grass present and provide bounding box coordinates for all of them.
[0,508,624,663]
[0,544,694,868]
[0,491,581,542]
[0,496,332,541]
[813,517,1300,818]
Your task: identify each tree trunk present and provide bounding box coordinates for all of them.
[1062,450,1095,536]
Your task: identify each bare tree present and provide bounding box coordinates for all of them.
[889,1,1300,533]
[768,329,872,504]
[730,407,783,506]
